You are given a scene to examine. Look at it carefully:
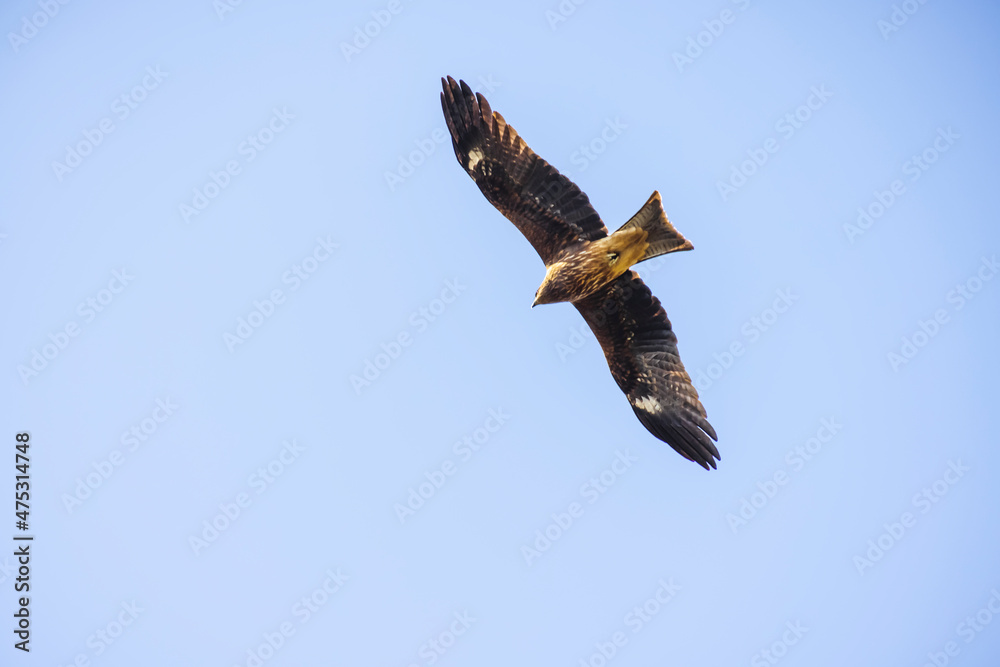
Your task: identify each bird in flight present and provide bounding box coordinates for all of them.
[440,76,719,469]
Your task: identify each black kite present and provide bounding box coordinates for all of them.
[441,76,719,469]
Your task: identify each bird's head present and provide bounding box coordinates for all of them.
[533,258,605,307]
[532,273,563,308]
[532,284,553,308]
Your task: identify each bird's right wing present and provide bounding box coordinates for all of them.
[574,270,719,469]
[441,76,608,265]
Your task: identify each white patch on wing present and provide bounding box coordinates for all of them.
[467,148,484,171]
[632,395,662,414]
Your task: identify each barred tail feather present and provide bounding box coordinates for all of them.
[615,191,694,262]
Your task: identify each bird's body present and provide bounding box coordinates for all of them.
[440,76,720,469]
[533,239,637,307]
[533,191,691,306]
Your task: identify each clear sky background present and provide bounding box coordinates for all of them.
[2,0,999,665]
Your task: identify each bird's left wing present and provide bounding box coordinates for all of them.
[574,270,720,469]
[441,76,608,266]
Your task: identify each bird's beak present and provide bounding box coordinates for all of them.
[531,293,540,308]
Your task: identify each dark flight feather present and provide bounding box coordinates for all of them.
[574,271,718,469]
[440,75,607,265]
[441,76,719,469]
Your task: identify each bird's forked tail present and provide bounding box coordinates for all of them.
[614,191,694,262]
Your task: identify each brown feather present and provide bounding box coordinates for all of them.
[442,77,719,468]
[440,76,607,266]
[574,271,719,469]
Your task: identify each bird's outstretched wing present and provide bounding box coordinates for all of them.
[574,270,719,469]
[441,76,608,265]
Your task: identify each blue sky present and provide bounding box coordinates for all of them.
[2,0,999,665]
